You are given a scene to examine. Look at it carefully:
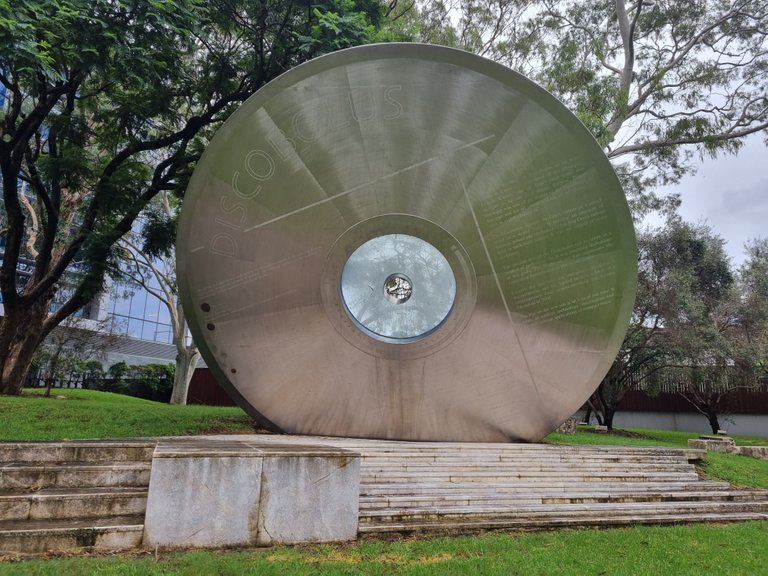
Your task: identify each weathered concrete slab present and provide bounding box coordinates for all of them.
[142,439,360,549]
[734,446,768,459]
[257,456,359,545]
[143,455,263,548]
[688,436,736,453]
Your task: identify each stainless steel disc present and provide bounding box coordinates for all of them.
[177,43,637,442]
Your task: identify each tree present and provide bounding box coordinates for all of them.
[658,227,767,434]
[737,238,768,377]
[589,218,735,429]
[407,0,768,216]
[595,224,768,433]
[30,313,115,397]
[113,192,198,405]
[0,0,385,395]
[671,237,768,433]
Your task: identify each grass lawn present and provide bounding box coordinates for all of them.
[0,388,258,441]
[545,426,768,448]
[1,522,766,575]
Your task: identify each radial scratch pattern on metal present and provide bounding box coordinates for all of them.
[177,44,637,442]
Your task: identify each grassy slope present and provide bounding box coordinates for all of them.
[2,522,767,575]
[545,427,768,448]
[0,388,257,441]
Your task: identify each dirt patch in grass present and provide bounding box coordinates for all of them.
[20,390,79,400]
[195,418,265,435]
[581,427,658,440]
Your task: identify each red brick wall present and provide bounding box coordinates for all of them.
[618,389,768,415]
[187,368,237,406]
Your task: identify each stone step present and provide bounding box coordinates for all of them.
[540,490,768,505]
[0,487,148,522]
[361,472,701,483]
[362,456,694,466]
[0,515,145,554]
[352,446,704,458]
[330,441,696,452]
[358,500,768,523]
[361,459,694,474]
[0,442,156,464]
[0,462,151,491]
[360,449,696,458]
[358,512,768,535]
[360,481,732,495]
[359,490,768,510]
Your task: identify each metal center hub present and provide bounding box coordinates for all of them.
[384,273,413,304]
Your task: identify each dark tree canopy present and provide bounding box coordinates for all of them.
[0,0,387,394]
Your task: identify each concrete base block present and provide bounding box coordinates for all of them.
[142,440,360,549]
[143,456,262,548]
[257,456,360,545]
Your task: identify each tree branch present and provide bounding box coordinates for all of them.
[609,120,768,156]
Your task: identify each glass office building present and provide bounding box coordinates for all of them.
[107,279,174,344]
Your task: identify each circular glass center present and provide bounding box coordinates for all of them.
[384,273,413,304]
[340,234,456,342]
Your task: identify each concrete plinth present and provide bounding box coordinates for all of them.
[142,440,359,549]
[257,456,359,545]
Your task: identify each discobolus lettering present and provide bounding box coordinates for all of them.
[208,85,405,259]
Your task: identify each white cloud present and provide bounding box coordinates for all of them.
[658,134,767,265]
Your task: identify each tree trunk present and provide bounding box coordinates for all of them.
[707,409,721,434]
[604,408,616,431]
[170,345,200,405]
[587,397,605,426]
[0,300,49,395]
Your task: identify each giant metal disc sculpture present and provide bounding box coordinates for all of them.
[177,44,637,442]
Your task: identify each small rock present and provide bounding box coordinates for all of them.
[555,417,578,434]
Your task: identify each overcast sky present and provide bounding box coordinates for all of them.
[647,134,767,267]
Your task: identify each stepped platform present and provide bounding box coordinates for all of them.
[0,441,154,554]
[0,435,766,553]
[223,436,768,537]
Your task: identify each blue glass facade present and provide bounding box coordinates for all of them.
[108,280,174,344]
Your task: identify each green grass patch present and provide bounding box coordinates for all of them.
[704,452,768,489]
[2,522,767,575]
[545,426,768,448]
[0,388,257,441]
